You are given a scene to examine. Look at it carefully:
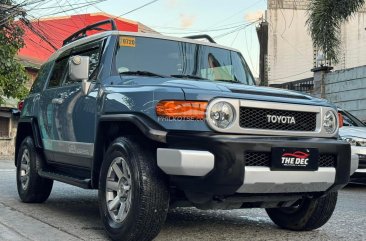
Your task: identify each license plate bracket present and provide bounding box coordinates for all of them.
[271,147,319,171]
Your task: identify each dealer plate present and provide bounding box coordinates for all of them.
[271,147,319,171]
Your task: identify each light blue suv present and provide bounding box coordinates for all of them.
[15,19,356,241]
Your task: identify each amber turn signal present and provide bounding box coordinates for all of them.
[156,101,208,120]
[338,112,344,128]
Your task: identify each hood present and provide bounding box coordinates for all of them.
[339,126,366,139]
[117,76,334,107]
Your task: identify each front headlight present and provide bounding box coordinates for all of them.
[323,110,337,134]
[342,136,366,147]
[208,101,235,129]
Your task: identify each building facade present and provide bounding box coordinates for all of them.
[267,0,366,84]
[0,102,19,158]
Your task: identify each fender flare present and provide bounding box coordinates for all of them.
[91,113,167,188]
[15,117,43,165]
[98,113,167,143]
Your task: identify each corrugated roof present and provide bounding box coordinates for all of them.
[16,13,147,65]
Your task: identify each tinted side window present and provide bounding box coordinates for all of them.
[48,58,68,88]
[199,46,232,81]
[30,62,52,93]
[63,41,103,86]
[231,52,255,85]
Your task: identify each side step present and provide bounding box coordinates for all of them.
[38,170,92,189]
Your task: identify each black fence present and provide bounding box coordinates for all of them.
[270,77,314,93]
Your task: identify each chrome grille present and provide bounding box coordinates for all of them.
[239,107,317,131]
[245,152,336,167]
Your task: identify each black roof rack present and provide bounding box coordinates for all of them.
[184,34,216,44]
[63,19,117,46]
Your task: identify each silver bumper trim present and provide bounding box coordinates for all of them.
[355,169,366,173]
[236,167,336,193]
[351,146,366,155]
[157,148,214,176]
[350,154,359,175]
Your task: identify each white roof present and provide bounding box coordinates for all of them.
[48,31,240,61]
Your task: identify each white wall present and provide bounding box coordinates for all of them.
[268,8,314,84]
[268,1,366,85]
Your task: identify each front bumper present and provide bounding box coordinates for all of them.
[160,132,352,196]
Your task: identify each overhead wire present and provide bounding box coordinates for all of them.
[55,0,79,29]
[270,70,310,82]
[19,17,58,50]
[28,1,102,11]
[115,0,159,18]
[33,0,106,19]
[213,20,260,39]
[22,0,107,49]
[157,22,255,35]
[204,0,264,30]
[64,0,87,26]
[239,25,258,76]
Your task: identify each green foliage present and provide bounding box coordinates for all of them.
[0,1,29,105]
[307,0,365,64]
[0,0,13,4]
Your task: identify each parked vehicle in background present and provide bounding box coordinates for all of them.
[15,20,358,241]
[339,109,366,180]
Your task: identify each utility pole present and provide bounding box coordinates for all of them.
[256,18,269,86]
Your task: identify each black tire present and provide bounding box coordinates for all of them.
[16,136,53,203]
[266,192,338,231]
[99,137,169,241]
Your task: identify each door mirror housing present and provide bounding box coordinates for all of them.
[69,56,90,95]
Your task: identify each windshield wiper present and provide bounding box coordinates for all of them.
[119,70,166,78]
[170,74,207,80]
[215,79,240,84]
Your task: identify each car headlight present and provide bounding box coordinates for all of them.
[208,101,235,129]
[341,136,366,147]
[323,110,337,134]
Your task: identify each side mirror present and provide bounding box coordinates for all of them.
[69,56,90,95]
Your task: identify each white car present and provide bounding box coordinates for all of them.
[339,109,366,179]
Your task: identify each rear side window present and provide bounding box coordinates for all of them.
[30,62,52,93]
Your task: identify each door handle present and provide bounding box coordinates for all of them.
[52,98,64,105]
[59,92,68,98]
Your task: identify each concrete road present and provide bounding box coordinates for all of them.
[0,159,365,241]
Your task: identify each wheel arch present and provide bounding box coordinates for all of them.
[91,114,167,188]
[15,117,43,166]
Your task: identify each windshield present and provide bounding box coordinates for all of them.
[340,110,366,127]
[115,35,255,85]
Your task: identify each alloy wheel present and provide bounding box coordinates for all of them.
[105,157,133,223]
[20,148,31,190]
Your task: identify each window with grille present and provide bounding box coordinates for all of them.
[0,117,10,137]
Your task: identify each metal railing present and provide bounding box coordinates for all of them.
[270,77,314,93]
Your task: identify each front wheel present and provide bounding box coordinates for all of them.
[99,137,169,241]
[266,192,338,231]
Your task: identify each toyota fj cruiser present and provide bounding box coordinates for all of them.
[15,20,358,241]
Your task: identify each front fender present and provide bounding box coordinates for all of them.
[99,113,167,143]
